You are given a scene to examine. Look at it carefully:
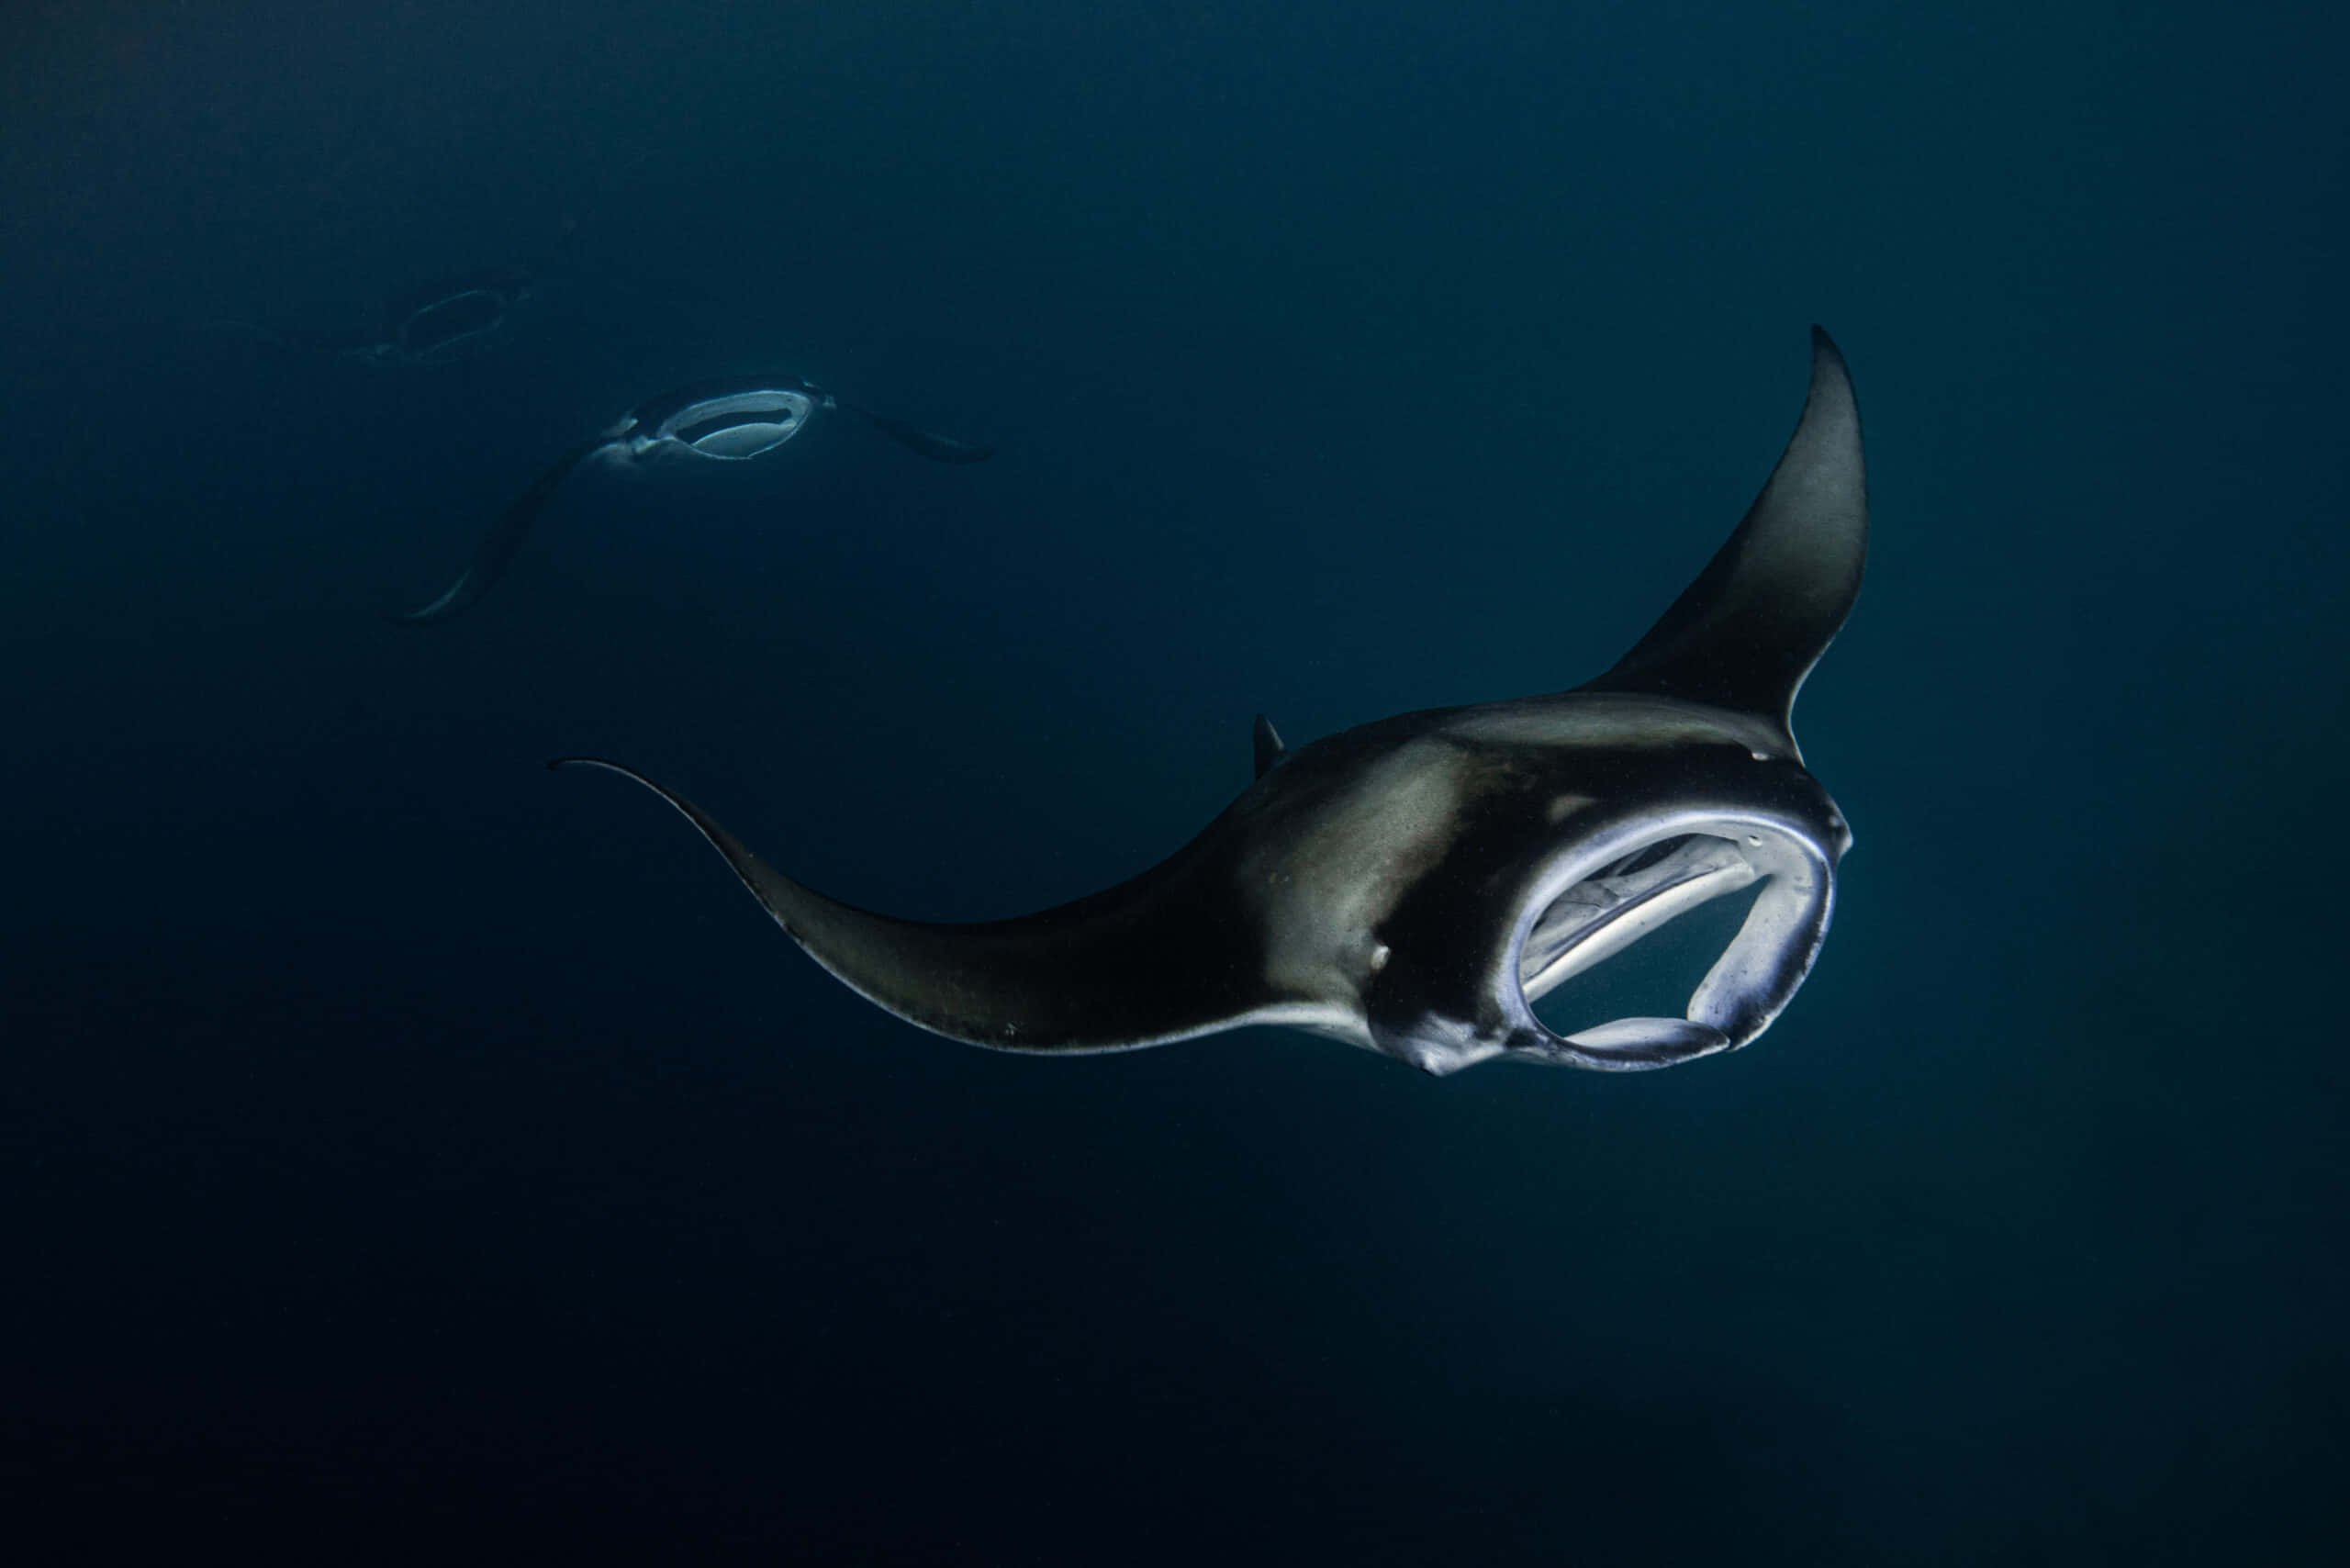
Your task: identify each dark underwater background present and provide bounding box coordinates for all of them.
[5,2,2344,1560]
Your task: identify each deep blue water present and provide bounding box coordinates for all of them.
[5,2,2344,1560]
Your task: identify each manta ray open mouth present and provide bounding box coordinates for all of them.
[662,392,817,458]
[1505,817,1835,1070]
[1518,834,1760,1001]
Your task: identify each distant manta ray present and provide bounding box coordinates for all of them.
[194,263,546,368]
[193,246,725,369]
[397,374,994,625]
[559,329,1867,1076]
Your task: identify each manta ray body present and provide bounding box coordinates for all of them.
[562,330,1867,1075]
[349,263,540,367]
[400,374,993,625]
[193,263,542,368]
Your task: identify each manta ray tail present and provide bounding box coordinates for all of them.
[1585,326,1867,744]
[552,757,1263,1053]
[397,439,609,625]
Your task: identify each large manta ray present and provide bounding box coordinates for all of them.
[558,329,1867,1075]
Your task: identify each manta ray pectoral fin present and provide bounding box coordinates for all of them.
[1585,326,1867,743]
[1252,714,1286,778]
[840,401,996,464]
[396,438,610,626]
[551,757,1270,1054]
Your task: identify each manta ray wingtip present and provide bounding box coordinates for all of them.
[1585,324,1865,731]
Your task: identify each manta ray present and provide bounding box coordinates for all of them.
[194,245,729,370]
[192,263,543,368]
[397,374,993,625]
[339,263,542,367]
[557,329,1867,1075]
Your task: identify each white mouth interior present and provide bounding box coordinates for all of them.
[1510,815,1832,1065]
[1518,834,1760,1005]
[663,392,816,459]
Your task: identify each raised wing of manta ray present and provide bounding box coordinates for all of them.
[558,328,1867,1076]
[396,374,995,625]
